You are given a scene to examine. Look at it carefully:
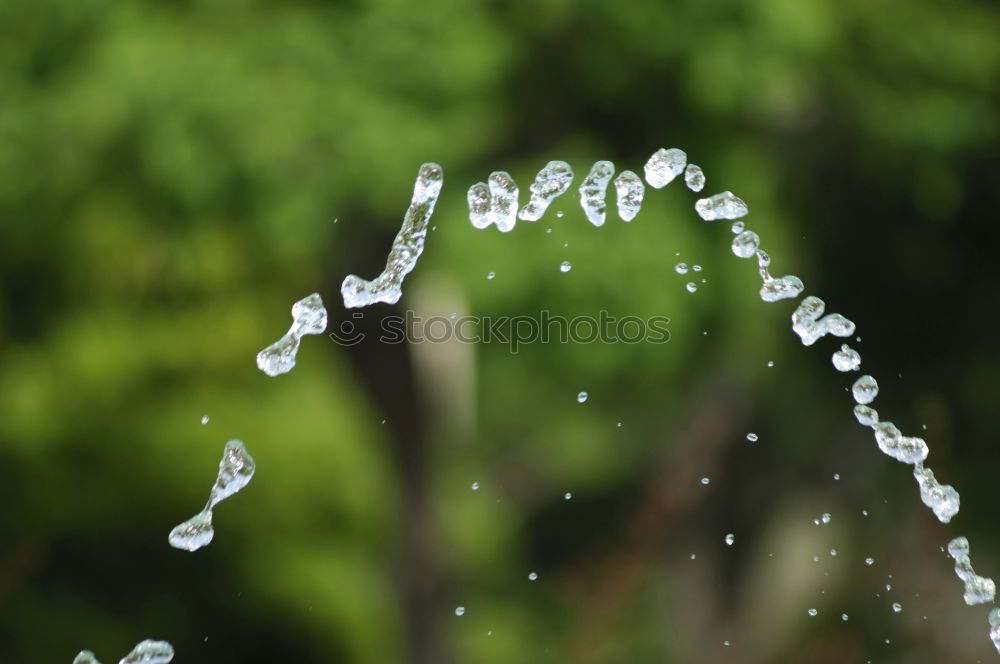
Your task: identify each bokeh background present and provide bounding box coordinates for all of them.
[2,0,999,662]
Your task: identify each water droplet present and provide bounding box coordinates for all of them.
[684,163,705,192]
[564,492,573,500]
[528,572,538,581]
[732,231,761,258]
[807,608,818,617]
[700,477,710,485]
[200,415,210,425]
[675,262,689,275]
[833,473,840,480]
[723,640,731,647]
[865,558,875,566]
[821,513,832,524]
[169,440,255,552]
[832,344,862,372]
[692,264,702,272]
[257,293,328,376]
[746,432,758,443]
[892,602,902,613]
[614,170,645,222]
[830,549,838,557]
[518,161,573,222]
[767,360,775,367]
[852,375,879,404]
[118,640,175,664]
[644,148,687,189]
[343,164,443,306]
[555,210,565,218]
[455,606,465,617]
[560,261,572,273]
[695,191,748,221]
[686,282,697,293]
[471,482,480,491]
[487,271,496,280]
[576,391,588,403]
[730,221,745,234]
[725,533,735,546]
[579,161,614,226]
[841,613,849,621]
[948,536,996,605]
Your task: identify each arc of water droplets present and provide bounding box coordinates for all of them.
[168,439,255,552]
[341,163,443,307]
[256,293,328,377]
[74,639,174,664]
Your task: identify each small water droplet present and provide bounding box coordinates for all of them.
[808,608,818,617]
[560,261,572,273]
[692,264,702,272]
[675,263,689,275]
[821,513,832,524]
[767,360,775,367]
[556,210,565,218]
[746,432,758,442]
[833,473,840,480]
[564,492,573,500]
[200,415,210,425]
[685,282,697,293]
[725,533,735,546]
[528,572,538,581]
[471,482,480,491]
[841,613,849,621]
[865,557,875,566]
[576,391,588,403]
[455,606,465,617]
[700,477,710,485]
[892,602,902,613]
[487,271,496,280]
[830,549,838,557]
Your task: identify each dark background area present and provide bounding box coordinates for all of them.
[1,0,998,662]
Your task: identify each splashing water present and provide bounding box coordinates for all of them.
[518,161,573,221]
[341,163,443,307]
[169,440,255,552]
[613,170,645,222]
[852,375,879,404]
[684,164,705,192]
[791,296,855,346]
[643,148,687,189]
[256,293,328,377]
[579,161,615,226]
[913,464,960,523]
[487,171,519,232]
[833,344,862,372]
[695,191,748,221]
[947,537,996,605]
[75,640,174,664]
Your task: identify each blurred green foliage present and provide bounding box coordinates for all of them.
[1,0,998,662]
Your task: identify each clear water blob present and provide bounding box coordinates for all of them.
[675,263,689,275]
[913,464,960,523]
[832,344,862,372]
[455,606,465,617]
[576,391,588,403]
[731,221,745,234]
[200,415,209,425]
[746,432,758,442]
[841,613,849,621]
[695,191,748,221]
[947,537,996,605]
[518,160,573,221]
[564,492,573,500]
[560,261,572,273]
[852,375,879,404]
[892,602,902,613]
[528,572,538,581]
[854,405,879,427]
[256,293,328,377]
[760,275,805,303]
[341,163,443,306]
[468,181,491,229]
[686,282,697,293]
[873,421,928,464]
[791,296,856,345]
[487,171,519,232]
[169,440,256,552]
[643,148,687,189]
[732,231,760,258]
[579,161,615,227]
[807,608,818,617]
[119,640,175,664]
[613,170,645,222]
[700,477,710,485]
[684,163,705,192]
[725,533,735,546]
[692,264,702,272]
[471,482,480,491]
